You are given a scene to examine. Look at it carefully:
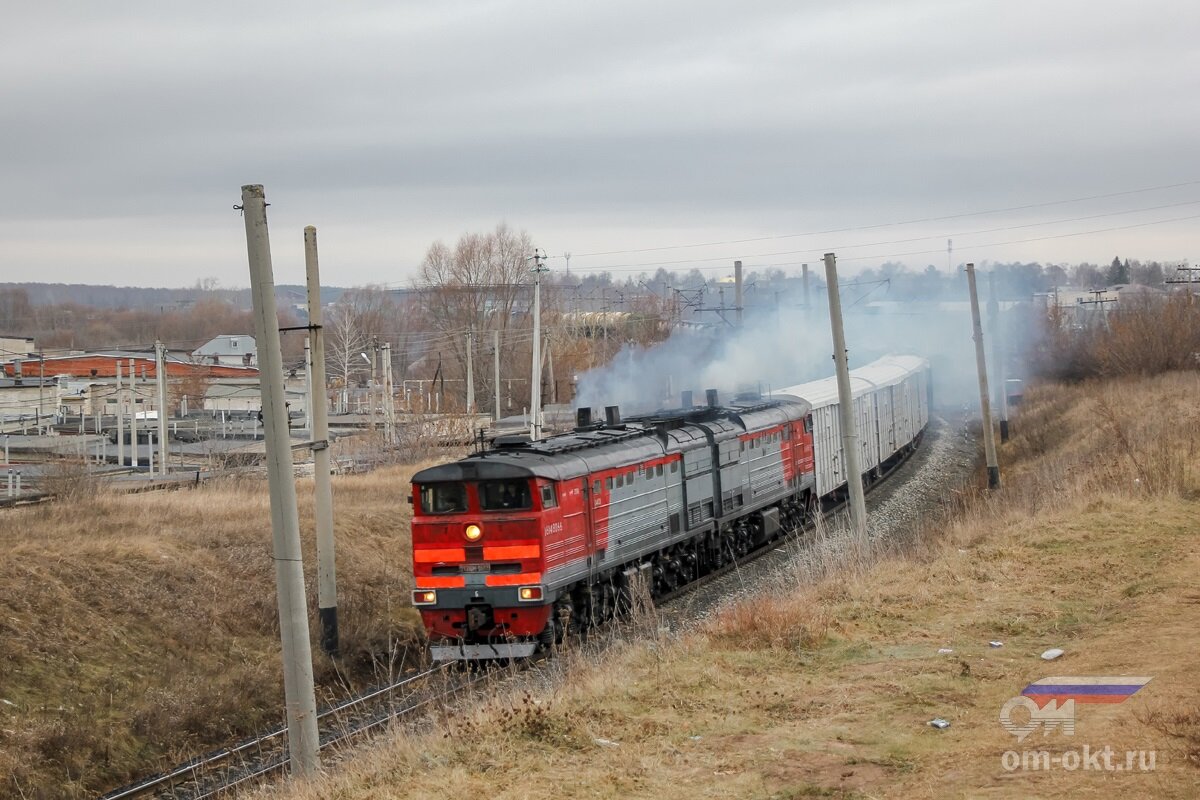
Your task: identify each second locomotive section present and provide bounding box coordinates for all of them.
[411,393,817,660]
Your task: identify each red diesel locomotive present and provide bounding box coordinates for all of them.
[410,392,816,660]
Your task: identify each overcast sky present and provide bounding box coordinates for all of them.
[1,1,1196,289]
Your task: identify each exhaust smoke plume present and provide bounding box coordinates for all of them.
[573,296,1030,413]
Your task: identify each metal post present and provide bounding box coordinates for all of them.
[129,358,138,468]
[241,184,320,774]
[3,435,7,465]
[988,272,1010,442]
[465,333,475,414]
[493,329,501,422]
[530,251,548,440]
[156,340,169,475]
[115,361,124,469]
[823,253,867,535]
[734,260,744,327]
[304,225,339,657]
[966,263,1000,489]
[6,470,12,497]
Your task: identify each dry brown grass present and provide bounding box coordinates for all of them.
[265,371,1200,799]
[0,452,461,798]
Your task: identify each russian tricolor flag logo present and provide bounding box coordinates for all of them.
[1022,676,1153,707]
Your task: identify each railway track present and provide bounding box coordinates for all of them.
[98,664,488,800]
[100,427,936,799]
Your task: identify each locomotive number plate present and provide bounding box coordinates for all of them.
[460,564,489,573]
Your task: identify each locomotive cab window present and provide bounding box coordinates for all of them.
[479,480,532,511]
[804,415,814,433]
[540,484,558,509]
[421,483,467,514]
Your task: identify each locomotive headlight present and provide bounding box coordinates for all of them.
[518,586,543,602]
[464,523,483,542]
[412,589,437,605]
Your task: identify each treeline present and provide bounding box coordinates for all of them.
[0,287,303,359]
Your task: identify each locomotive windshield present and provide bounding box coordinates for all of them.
[479,479,532,511]
[420,483,467,514]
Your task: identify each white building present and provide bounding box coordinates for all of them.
[193,335,257,368]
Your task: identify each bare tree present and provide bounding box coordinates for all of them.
[324,302,369,389]
[416,224,536,414]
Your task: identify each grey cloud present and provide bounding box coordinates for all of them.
[1,1,1197,286]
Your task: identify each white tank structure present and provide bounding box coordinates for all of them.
[777,355,931,500]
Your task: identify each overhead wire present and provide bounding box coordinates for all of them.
[568,178,1200,258]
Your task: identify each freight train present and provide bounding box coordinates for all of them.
[409,355,931,660]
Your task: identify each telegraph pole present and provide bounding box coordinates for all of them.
[115,361,124,468]
[988,272,1009,442]
[155,340,169,474]
[493,329,501,422]
[303,338,313,435]
[304,225,339,656]
[240,184,320,775]
[382,342,395,441]
[369,337,378,432]
[529,249,548,440]
[128,358,138,468]
[465,332,475,414]
[966,263,1000,489]
[823,253,867,535]
[734,260,744,327]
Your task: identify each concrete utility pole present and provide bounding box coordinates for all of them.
[465,332,475,414]
[529,249,548,440]
[802,264,811,309]
[303,338,313,435]
[988,272,1010,443]
[115,361,124,468]
[734,260,744,327]
[382,342,395,442]
[304,225,339,656]
[128,358,137,468]
[155,340,169,475]
[241,184,320,775]
[966,263,1000,489]
[493,330,501,422]
[369,338,378,432]
[823,252,867,535]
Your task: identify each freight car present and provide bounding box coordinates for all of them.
[410,355,931,661]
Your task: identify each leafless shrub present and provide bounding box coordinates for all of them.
[35,457,101,501]
[1035,294,1200,381]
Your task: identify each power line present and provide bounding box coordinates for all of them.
[569,178,1200,258]
[567,200,1200,273]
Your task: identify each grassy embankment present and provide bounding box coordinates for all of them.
[273,373,1200,799]
[0,455,456,798]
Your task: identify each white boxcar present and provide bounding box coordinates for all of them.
[777,355,930,498]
